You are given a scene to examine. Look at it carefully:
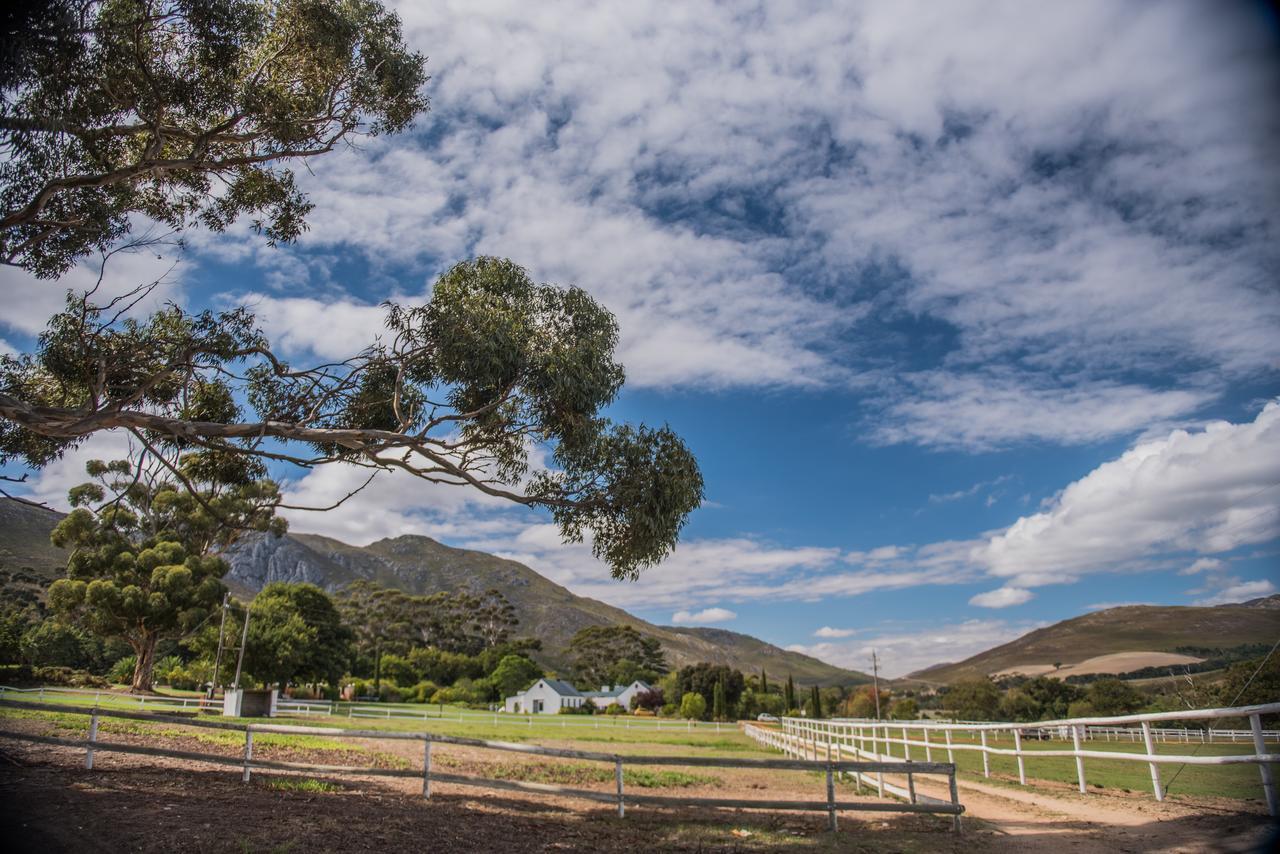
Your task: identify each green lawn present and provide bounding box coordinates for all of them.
[865,730,1278,801]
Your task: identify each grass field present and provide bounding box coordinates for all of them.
[861,729,1277,801]
[3,688,1275,803]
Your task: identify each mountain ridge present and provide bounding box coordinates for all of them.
[906,597,1280,684]
[0,499,868,686]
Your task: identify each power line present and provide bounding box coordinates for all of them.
[1161,635,1279,798]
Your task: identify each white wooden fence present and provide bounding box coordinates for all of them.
[775,703,1280,816]
[0,685,333,716]
[0,697,963,832]
[0,685,732,732]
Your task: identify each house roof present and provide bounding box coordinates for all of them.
[585,681,650,699]
[539,679,582,697]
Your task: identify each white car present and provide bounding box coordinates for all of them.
[756,713,779,722]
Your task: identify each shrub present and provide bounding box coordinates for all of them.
[605,702,626,715]
[680,692,707,720]
[558,703,595,715]
[28,666,108,687]
[409,681,440,703]
[378,683,404,703]
[108,655,137,684]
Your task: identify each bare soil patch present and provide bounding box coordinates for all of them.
[992,651,1203,680]
[1,730,1275,853]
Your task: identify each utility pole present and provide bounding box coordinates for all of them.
[871,649,882,721]
[232,601,251,689]
[208,592,230,697]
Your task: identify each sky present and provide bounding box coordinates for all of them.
[3,0,1280,678]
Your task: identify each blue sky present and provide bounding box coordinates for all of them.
[3,1,1279,676]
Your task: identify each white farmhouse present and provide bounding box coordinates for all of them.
[585,680,651,711]
[503,678,588,714]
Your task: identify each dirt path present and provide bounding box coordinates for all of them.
[1,725,1276,853]
[899,768,1274,853]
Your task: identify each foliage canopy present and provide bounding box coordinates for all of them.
[1,258,704,578]
[47,455,282,690]
[0,0,428,276]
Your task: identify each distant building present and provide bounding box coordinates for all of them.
[503,678,587,714]
[502,678,653,714]
[584,680,651,711]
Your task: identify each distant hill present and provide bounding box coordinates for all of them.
[908,598,1280,684]
[0,498,867,686]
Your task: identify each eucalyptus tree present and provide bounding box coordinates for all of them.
[1,257,705,578]
[1,0,428,276]
[47,453,283,691]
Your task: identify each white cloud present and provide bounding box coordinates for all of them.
[814,626,858,638]
[978,403,1280,587]
[875,375,1213,450]
[1194,578,1276,607]
[670,607,736,625]
[1179,557,1225,576]
[0,249,184,340]
[179,0,1279,441]
[9,431,138,508]
[968,586,1034,609]
[788,618,1042,679]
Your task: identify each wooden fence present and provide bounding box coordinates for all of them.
[775,702,1280,816]
[0,698,963,832]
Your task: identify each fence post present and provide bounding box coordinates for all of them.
[615,758,625,818]
[1071,725,1086,794]
[979,730,990,778]
[906,757,917,804]
[826,761,837,832]
[923,727,932,762]
[1013,728,1026,785]
[1141,721,1163,802]
[422,739,432,798]
[902,726,910,761]
[949,767,962,835]
[945,728,955,764]
[1250,713,1277,817]
[242,729,254,783]
[85,709,99,770]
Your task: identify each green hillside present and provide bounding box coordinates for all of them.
[907,599,1280,685]
[0,498,868,686]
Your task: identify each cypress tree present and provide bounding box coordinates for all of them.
[784,675,796,714]
[810,685,823,719]
[712,678,726,721]
[760,669,769,694]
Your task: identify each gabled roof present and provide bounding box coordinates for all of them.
[538,679,582,697]
[585,680,650,699]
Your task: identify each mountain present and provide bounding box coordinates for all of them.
[0,498,867,686]
[907,598,1280,684]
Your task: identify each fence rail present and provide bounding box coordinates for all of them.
[0,686,733,732]
[771,703,1280,816]
[0,698,964,832]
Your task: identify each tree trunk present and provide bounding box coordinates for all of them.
[131,635,158,694]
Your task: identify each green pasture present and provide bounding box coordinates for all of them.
[869,730,1278,801]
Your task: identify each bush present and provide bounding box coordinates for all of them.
[680,692,707,720]
[108,655,137,684]
[605,702,626,715]
[409,680,440,703]
[378,683,404,703]
[558,703,595,715]
[25,666,108,687]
